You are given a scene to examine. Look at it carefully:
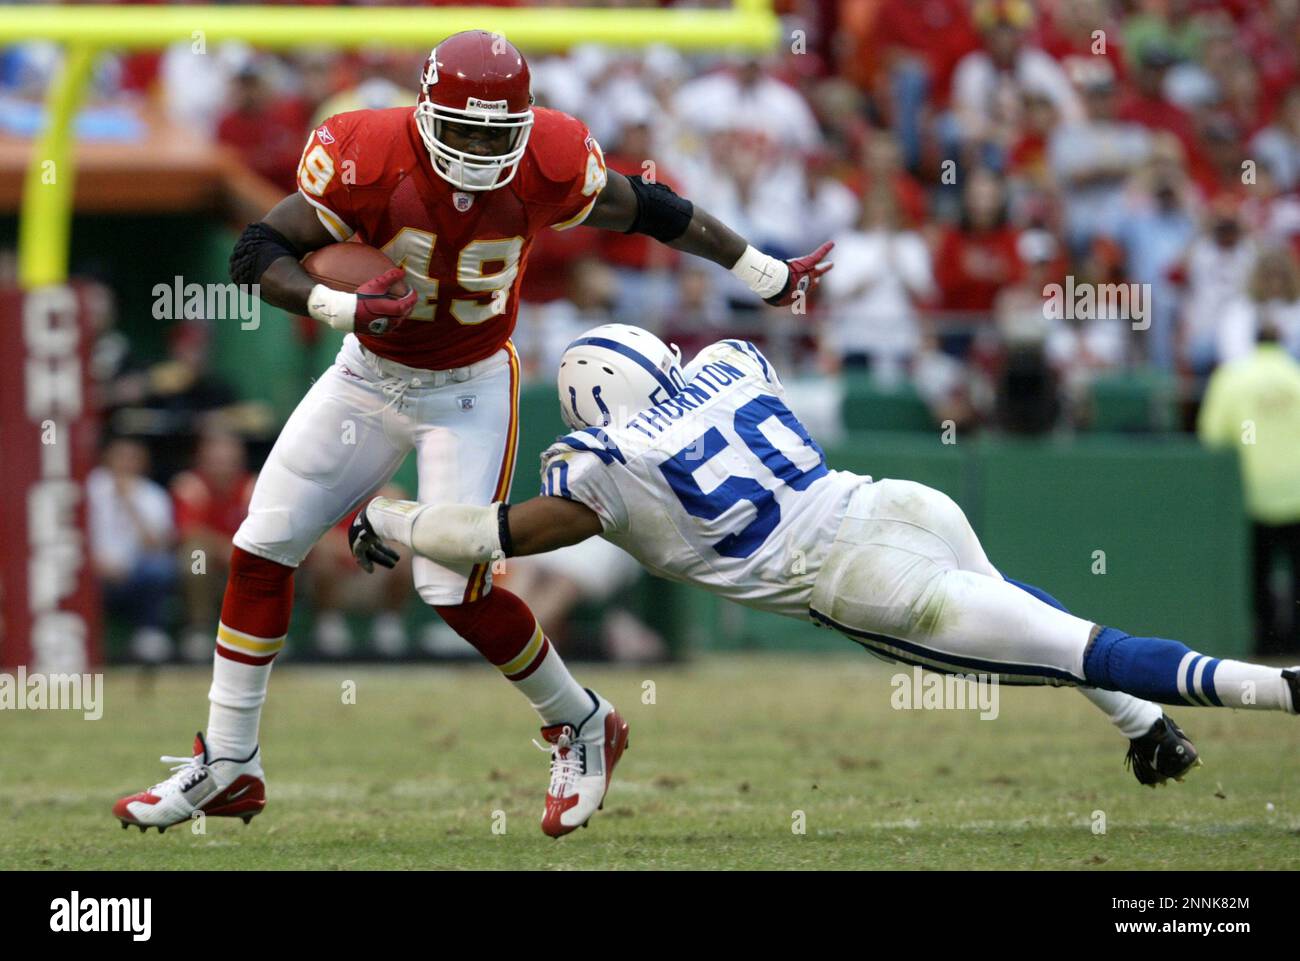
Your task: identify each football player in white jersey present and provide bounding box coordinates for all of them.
[352,324,1300,804]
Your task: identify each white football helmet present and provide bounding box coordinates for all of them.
[557,324,684,431]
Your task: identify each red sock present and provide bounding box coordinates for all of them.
[436,588,593,724]
[435,587,547,678]
[216,548,294,665]
[207,548,295,759]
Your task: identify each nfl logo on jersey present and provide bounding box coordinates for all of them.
[453,192,473,212]
[457,394,476,411]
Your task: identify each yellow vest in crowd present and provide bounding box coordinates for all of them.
[1198,344,1300,525]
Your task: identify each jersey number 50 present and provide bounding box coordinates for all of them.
[658,395,828,559]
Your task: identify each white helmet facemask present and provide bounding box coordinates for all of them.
[415,61,534,192]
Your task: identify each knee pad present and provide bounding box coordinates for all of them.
[233,508,304,568]
[413,546,488,608]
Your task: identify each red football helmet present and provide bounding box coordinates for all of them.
[415,30,535,191]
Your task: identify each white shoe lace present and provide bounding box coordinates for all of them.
[533,727,586,797]
[377,376,413,414]
[150,754,206,796]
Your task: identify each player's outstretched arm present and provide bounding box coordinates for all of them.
[351,495,603,573]
[505,497,605,555]
[228,193,416,334]
[584,169,833,307]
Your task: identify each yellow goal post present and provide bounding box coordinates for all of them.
[0,1,779,289]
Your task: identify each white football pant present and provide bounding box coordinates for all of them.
[811,479,1162,730]
[233,333,520,605]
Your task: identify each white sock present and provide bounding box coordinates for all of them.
[205,701,262,761]
[1077,687,1163,739]
[1205,660,1294,711]
[501,626,595,726]
[206,627,279,759]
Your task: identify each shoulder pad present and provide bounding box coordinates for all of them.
[311,108,414,188]
[528,107,594,186]
[719,339,774,380]
[547,427,626,465]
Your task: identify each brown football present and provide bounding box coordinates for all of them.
[301,242,409,296]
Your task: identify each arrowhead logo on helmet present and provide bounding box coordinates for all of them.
[556,324,685,431]
[414,30,535,192]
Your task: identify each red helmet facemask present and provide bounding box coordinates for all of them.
[415,30,535,192]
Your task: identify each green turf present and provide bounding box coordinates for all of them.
[2,655,1298,870]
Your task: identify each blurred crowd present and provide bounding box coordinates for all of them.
[86,408,420,663]
[5,0,1300,428]
[6,0,1300,655]
[86,310,416,661]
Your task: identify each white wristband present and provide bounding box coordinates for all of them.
[366,497,428,548]
[730,244,790,300]
[367,498,502,568]
[307,282,357,333]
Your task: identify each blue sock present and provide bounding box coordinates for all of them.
[1006,577,1070,613]
[1083,626,1222,706]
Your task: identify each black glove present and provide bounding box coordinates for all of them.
[348,503,400,573]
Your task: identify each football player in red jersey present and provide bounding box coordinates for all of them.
[114,30,833,838]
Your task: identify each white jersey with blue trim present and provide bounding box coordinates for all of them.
[538,340,870,620]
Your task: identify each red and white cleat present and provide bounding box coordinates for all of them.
[112,732,266,833]
[537,690,629,838]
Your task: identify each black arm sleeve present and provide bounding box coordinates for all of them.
[229,222,304,287]
[497,502,516,558]
[624,177,694,243]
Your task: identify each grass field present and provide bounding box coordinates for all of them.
[2,654,1298,870]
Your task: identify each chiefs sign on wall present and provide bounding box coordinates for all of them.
[0,284,101,671]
